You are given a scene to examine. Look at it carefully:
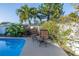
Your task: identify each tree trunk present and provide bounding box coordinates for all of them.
[47,13,50,21]
[47,15,49,21]
[28,20,31,25]
[34,18,38,25]
[39,19,42,24]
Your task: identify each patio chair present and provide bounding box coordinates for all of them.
[31,28,39,41]
[38,29,49,47]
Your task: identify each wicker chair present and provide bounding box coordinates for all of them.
[38,29,49,47]
[31,28,49,47]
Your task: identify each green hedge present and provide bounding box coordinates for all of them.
[5,23,26,37]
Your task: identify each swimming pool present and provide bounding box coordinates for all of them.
[0,37,26,56]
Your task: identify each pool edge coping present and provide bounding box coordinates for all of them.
[0,37,26,40]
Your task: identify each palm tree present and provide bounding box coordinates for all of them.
[59,12,79,23]
[68,12,79,22]
[39,3,64,21]
[68,12,78,18]
[16,4,31,24]
[29,7,45,25]
[29,7,38,25]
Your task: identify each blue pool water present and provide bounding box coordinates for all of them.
[0,38,26,56]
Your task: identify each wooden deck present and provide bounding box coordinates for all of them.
[21,37,67,56]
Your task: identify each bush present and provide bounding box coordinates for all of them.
[41,20,70,44]
[62,28,72,36]
[41,20,59,42]
[5,23,26,37]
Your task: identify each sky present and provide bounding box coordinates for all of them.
[0,3,76,23]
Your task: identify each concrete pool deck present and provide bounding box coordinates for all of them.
[21,37,67,56]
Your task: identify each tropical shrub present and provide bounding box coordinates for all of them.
[41,20,59,42]
[5,23,26,37]
[61,28,72,36]
[41,20,71,44]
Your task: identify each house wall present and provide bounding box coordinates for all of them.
[0,24,10,34]
[0,26,6,34]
